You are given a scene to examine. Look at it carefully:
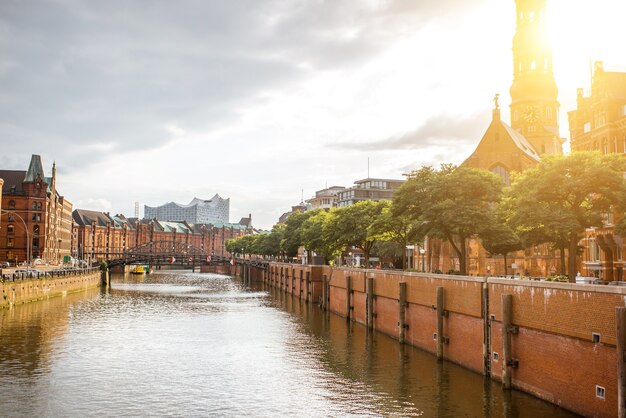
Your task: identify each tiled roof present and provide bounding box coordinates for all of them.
[0,170,27,194]
[73,209,113,227]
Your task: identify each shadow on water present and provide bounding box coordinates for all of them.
[258,281,580,418]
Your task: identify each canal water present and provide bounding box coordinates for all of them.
[0,270,578,417]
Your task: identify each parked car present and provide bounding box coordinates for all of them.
[1,261,11,268]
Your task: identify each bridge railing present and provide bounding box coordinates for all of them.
[1,267,100,282]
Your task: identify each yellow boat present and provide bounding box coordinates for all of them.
[131,265,146,275]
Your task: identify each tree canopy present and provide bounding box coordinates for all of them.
[395,164,503,274]
[501,151,626,281]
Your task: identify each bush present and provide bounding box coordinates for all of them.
[545,275,569,282]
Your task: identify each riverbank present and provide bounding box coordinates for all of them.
[0,268,101,308]
[256,262,625,418]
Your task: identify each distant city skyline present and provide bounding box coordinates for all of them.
[1,0,624,229]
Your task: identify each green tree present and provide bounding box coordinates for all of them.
[300,209,342,264]
[325,200,387,267]
[369,201,425,269]
[394,165,503,275]
[480,223,522,276]
[502,152,626,281]
[280,210,317,259]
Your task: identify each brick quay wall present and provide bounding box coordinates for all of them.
[253,262,626,418]
[1,269,102,309]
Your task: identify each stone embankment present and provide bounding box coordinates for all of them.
[1,268,102,308]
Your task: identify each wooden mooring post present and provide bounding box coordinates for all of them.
[346,276,352,321]
[502,294,516,390]
[366,277,374,329]
[399,281,407,344]
[436,286,444,361]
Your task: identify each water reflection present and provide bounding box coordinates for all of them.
[0,271,578,417]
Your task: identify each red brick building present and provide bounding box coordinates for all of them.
[0,155,73,266]
[71,209,253,263]
[568,62,626,280]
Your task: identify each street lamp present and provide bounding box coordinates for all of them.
[1,209,30,271]
[419,247,426,273]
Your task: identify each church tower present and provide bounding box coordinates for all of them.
[509,0,563,154]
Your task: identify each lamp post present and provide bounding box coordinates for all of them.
[1,209,30,271]
[419,247,426,273]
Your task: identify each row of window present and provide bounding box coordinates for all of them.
[519,9,544,25]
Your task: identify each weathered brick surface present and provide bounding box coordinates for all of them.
[374,295,399,338]
[405,274,484,317]
[443,313,484,373]
[489,279,626,345]
[405,303,438,355]
[329,285,348,318]
[352,290,367,325]
[504,324,615,418]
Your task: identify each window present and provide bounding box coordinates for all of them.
[32,202,37,210]
[8,200,16,208]
[33,225,40,235]
[596,385,605,400]
[7,238,14,248]
[491,165,510,186]
[7,225,14,235]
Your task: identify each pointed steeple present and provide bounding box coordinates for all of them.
[24,154,45,182]
[51,161,57,192]
[509,0,562,155]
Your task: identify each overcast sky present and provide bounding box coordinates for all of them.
[1,0,624,229]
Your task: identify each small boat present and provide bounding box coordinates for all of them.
[131,265,146,275]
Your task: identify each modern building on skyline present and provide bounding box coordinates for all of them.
[306,186,345,210]
[144,194,229,224]
[335,178,404,208]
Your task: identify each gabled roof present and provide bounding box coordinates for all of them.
[501,123,541,162]
[463,109,541,168]
[73,209,113,227]
[0,170,27,194]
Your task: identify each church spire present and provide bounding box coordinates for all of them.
[509,0,562,155]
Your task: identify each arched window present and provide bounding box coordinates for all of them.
[7,225,14,235]
[8,200,16,208]
[37,202,42,211]
[491,164,511,186]
[32,202,37,210]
